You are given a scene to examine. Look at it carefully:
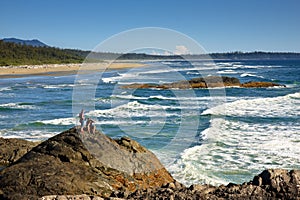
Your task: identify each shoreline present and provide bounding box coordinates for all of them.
[0,61,146,78]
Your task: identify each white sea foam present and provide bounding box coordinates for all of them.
[217,70,238,74]
[102,77,119,83]
[0,102,37,110]
[0,87,12,92]
[110,94,149,100]
[240,73,264,79]
[169,92,300,185]
[42,84,77,89]
[40,117,75,126]
[170,116,300,186]
[202,92,300,118]
[186,71,200,75]
[138,66,217,75]
[0,129,57,141]
[102,72,139,83]
[88,101,175,118]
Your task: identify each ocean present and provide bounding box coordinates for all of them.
[0,59,299,186]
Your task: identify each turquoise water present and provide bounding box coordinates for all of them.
[0,60,299,185]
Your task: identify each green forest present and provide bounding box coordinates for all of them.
[0,40,89,66]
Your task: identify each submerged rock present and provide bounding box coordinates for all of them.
[121,76,284,89]
[0,127,174,200]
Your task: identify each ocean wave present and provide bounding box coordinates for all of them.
[88,101,176,118]
[110,94,149,100]
[39,117,75,126]
[0,102,38,110]
[102,72,139,84]
[42,84,77,89]
[0,87,12,92]
[138,66,217,75]
[0,129,58,141]
[174,92,300,185]
[240,73,264,79]
[170,117,300,186]
[38,116,166,127]
[186,71,200,75]
[217,70,238,74]
[201,92,300,118]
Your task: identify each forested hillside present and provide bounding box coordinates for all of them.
[0,40,89,66]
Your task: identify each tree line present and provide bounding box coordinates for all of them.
[1,40,300,66]
[0,40,89,66]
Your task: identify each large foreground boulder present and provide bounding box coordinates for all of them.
[0,127,174,199]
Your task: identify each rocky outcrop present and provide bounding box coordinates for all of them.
[121,76,284,89]
[128,169,300,199]
[0,129,298,199]
[0,127,174,200]
[0,137,39,166]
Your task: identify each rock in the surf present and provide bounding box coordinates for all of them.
[121,76,285,89]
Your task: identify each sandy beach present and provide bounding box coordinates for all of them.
[0,61,146,78]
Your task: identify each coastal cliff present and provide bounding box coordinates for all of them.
[0,128,299,199]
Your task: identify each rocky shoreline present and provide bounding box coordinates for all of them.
[121,76,285,89]
[0,128,299,199]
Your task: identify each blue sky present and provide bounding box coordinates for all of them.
[1,0,300,53]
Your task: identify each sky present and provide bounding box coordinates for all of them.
[1,0,300,53]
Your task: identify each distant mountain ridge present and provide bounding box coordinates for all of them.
[2,38,48,47]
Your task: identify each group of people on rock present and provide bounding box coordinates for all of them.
[79,109,96,134]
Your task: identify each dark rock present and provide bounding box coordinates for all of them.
[121,76,284,89]
[129,169,300,199]
[241,81,284,88]
[253,175,263,186]
[0,137,39,166]
[0,127,174,200]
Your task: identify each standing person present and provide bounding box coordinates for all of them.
[79,109,85,132]
[86,118,96,134]
[89,119,96,134]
